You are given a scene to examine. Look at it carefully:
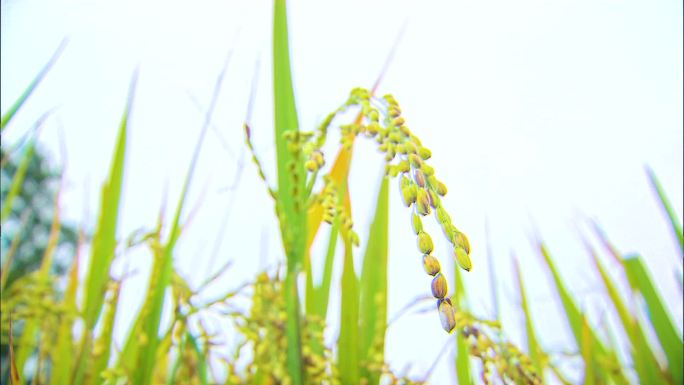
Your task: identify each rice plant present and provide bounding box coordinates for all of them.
[1,0,681,384]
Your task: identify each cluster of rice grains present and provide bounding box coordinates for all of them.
[227,272,425,385]
[311,88,472,333]
[460,324,542,385]
[226,272,331,385]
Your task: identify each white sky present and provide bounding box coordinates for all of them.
[2,0,682,383]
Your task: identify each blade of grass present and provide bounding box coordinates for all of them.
[283,269,304,385]
[453,259,473,385]
[82,73,135,329]
[306,219,340,357]
[623,254,683,384]
[358,176,389,384]
[72,74,135,385]
[646,166,683,258]
[273,0,305,268]
[0,210,30,291]
[50,244,81,385]
[188,332,210,385]
[537,242,629,385]
[167,327,187,385]
[90,280,122,385]
[8,316,21,385]
[114,200,164,383]
[587,240,667,384]
[316,220,339,318]
[513,256,545,381]
[273,1,306,383]
[580,313,595,385]
[1,38,67,131]
[134,48,231,385]
[1,140,35,225]
[338,233,360,385]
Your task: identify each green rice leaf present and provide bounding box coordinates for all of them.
[50,255,80,385]
[72,76,135,385]
[14,313,37,380]
[167,329,187,385]
[316,219,340,320]
[273,0,306,269]
[624,254,683,384]
[83,75,135,329]
[1,38,67,132]
[646,167,683,258]
[1,141,35,225]
[514,257,545,381]
[306,216,340,356]
[538,243,629,385]
[580,314,595,385]
[453,267,473,385]
[90,281,122,385]
[284,269,304,385]
[338,235,360,385]
[133,150,191,385]
[589,245,666,384]
[358,176,389,383]
[128,41,229,384]
[8,316,21,385]
[188,332,210,385]
[273,2,306,383]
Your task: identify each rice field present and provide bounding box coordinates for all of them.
[1,1,682,384]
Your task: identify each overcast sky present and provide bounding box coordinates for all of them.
[2,0,682,383]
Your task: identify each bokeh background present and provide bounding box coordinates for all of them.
[2,0,682,383]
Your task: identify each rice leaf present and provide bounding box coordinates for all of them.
[589,243,666,384]
[82,74,135,329]
[1,38,67,132]
[187,332,210,385]
[8,316,21,385]
[317,221,339,318]
[167,328,187,385]
[117,222,162,379]
[305,249,316,315]
[90,281,122,385]
[538,243,629,385]
[50,251,80,385]
[0,211,30,291]
[646,167,683,258]
[514,257,545,381]
[580,314,595,385]
[453,266,473,385]
[131,211,180,384]
[623,254,683,384]
[14,313,38,381]
[39,180,63,275]
[1,140,35,225]
[358,176,389,383]
[130,42,230,384]
[273,0,306,269]
[273,2,306,383]
[338,233,360,385]
[283,269,304,385]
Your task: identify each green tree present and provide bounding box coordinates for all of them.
[0,142,79,380]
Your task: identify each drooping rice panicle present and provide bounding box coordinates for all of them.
[292,87,472,333]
